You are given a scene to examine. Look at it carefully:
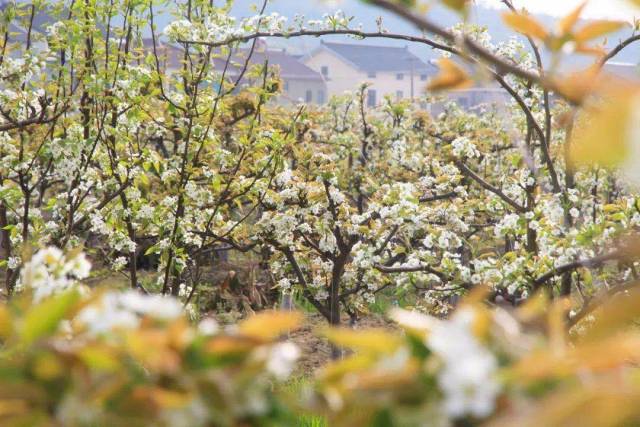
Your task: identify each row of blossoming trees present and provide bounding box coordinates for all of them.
[2,0,640,424]
[2,0,640,326]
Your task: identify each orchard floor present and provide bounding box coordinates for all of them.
[42,257,401,377]
[287,312,397,376]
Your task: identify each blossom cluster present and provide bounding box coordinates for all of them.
[164,9,355,44]
[19,247,91,302]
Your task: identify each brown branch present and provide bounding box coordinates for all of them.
[568,280,640,328]
[599,34,640,66]
[366,0,557,92]
[180,29,452,53]
[493,73,561,193]
[280,245,330,319]
[420,191,457,203]
[375,263,444,277]
[532,250,625,288]
[455,160,527,213]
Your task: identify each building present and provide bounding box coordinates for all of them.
[138,38,184,75]
[302,41,436,106]
[441,86,512,112]
[212,44,327,106]
[602,61,640,83]
[438,61,640,114]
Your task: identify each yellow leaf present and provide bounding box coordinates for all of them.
[470,306,492,340]
[580,285,640,342]
[571,86,639,167]
[603,204,621,213]
[132,386,192,409]
[502,12,549,40]
[574,20,628,42]
[571,333,640,371]
[32,352,64,380]
[574,43,607,56]
[427,58,473,92]
[205,335,255,355]
[349,361,420,391]
[462,283,491,305]
[238,310,302,341]
[548,298,571,351]
[0,305,13,339]
[78,345,121,372]
[490,380,640,427]
[442,0,468,12]
[0,399,30,417]
[125,330,181,373]
[558,1,587,35]
[505,333,640,383]
[552,65,602,104]
[319,354,377,383]
[324,328,402,353]
[516,291,549,322]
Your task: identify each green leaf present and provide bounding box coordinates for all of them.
[21,290,80,345]
[144,244,159,256]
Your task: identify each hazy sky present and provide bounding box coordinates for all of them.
[480,0,639,21]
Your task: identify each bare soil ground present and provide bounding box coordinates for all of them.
[17,253,398,377]
[288,312,398,377]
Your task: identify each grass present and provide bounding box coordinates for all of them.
[295,414,327,427]
[282,377,328,427]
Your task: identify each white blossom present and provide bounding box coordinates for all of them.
[19,247,91,302]
[427,308,501,419]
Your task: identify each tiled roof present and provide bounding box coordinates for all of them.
[138,38,185,69]
[213,48,324,81]
[320,41,434,73]
[0,2,107,42]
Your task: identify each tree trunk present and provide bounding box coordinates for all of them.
[0,200,14,295]
[328,256,345,359]
[329,301,342,359]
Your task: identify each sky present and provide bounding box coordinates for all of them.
[479,0,639,21]
[232,0,639,22]
[224,0,640,63]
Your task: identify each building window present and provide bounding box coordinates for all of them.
[396,73,404,80]
[317,90,326,104]
[284,81,290,91]
[396,90,403,100]
[420,74,428,81]
[321,66,329,77]
[367,89,377,107]
[367,71,377,78]
[305,90,313,103]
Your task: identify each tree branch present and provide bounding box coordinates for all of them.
[455,160,527,213]
[532,250,625,288]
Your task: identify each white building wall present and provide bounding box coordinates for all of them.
[303,48,429,105]
[365,71,428,102]
[303,49,366,97]
[280,79,327,105]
